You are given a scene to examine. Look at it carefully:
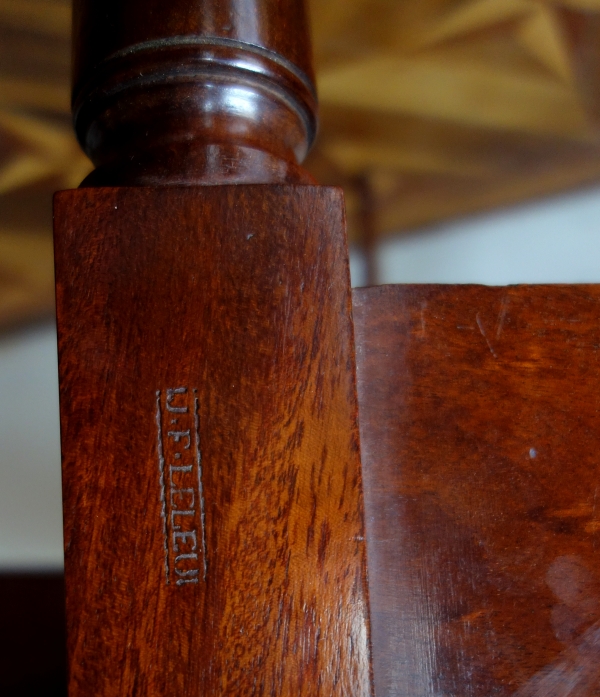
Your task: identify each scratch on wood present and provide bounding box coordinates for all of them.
[419,300,427,335]
[476,313,498,358]
[495,295,509,339]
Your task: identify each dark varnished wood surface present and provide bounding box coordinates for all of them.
[73,0,315,92]
[0,574,67,697]
[354,284,600,696]
[72,0,317,187]
[54,185,372,696]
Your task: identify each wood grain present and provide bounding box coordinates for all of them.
[54,185,372,697]
[0,229,55,330]
[8,2,600,335]
[354,284,600,696]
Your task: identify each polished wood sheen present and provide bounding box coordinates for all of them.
[72,0,317,186]
[354,284,600,696]
[55,185,371,696]
[55,1,373,693]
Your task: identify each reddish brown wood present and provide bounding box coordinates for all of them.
[354,284,600,696]
[57,3,373,694]
[72,0,317,187]
[54,185,372,696]
[354,175,378,287]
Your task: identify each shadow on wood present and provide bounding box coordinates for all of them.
[0,573,67,697]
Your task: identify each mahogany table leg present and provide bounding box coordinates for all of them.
[55,185,372,696]
[54,0,373,694]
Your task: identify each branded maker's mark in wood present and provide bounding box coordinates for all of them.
[155,387,207,586]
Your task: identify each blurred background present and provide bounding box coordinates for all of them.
[3,0,600,693]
